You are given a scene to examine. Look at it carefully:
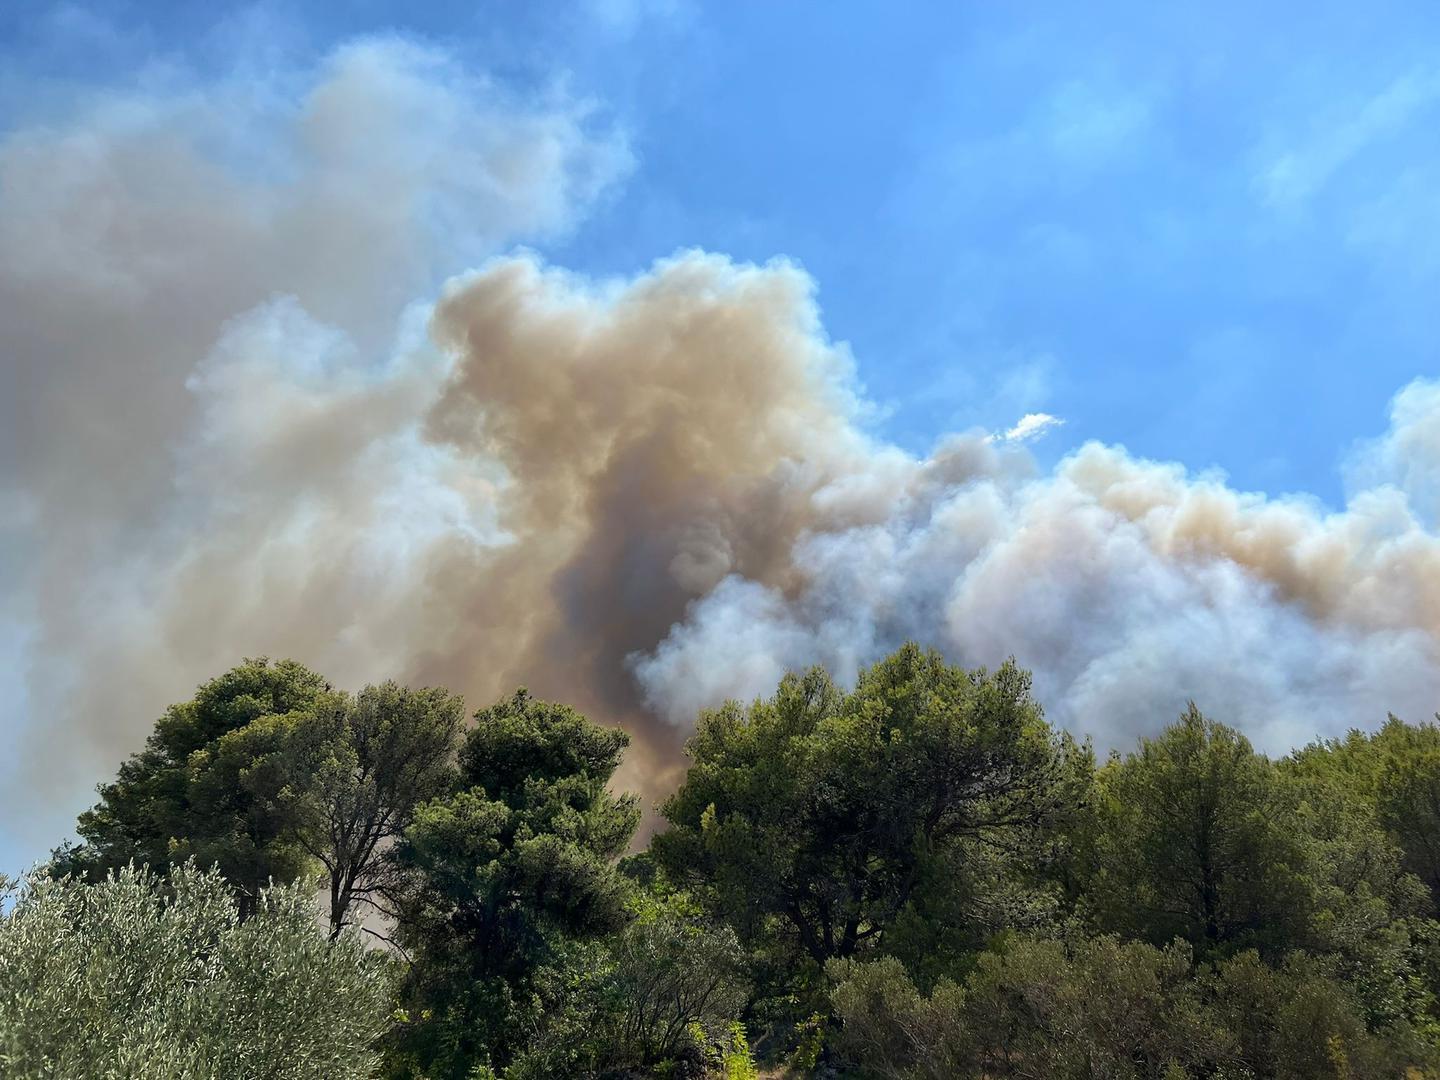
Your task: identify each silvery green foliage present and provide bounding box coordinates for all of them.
[0,863,394,1079]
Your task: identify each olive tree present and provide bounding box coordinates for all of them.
[0,863,394,1079]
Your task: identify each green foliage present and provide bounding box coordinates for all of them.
[278,681,465,935]
[1204,950,1433,1079]
[37,648,1440,1079]
[829,934,1436,1079]
[787,1012,826,1073]
[830,939,1216,1080]
[0,863,393,1079]
[1291,715,1440,912]
[1072,704,1440,1047]
[383,689,642,1078]
[655,644,1085,990]
[498,893,749,1079]
[602,890,750,1069]
[1081,704,1316,958]
[718,1022,758,1080]
[457,688,633,808]
[57,658,329,914]
[57,662,465,935]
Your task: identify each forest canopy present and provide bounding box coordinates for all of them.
[6,644,1440,1079]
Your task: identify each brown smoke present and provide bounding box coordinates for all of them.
[412,253,871,787]
[413,249,1438,777]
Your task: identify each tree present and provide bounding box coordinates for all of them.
[654,644,1084,982]
[1083,704,1316,959]
[0,863,394,1079]
[383,689,642,1078]
[277,681,465,937]
[1078,705,1440,1048]
[1291,715,1440,912]
[1373,724,1440,911]
[57,658,329,916]
[58,662,465,935]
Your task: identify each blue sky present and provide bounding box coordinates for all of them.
[6,1,1437,500]
[3,2,1440,875]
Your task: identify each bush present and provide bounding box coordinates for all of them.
[506,892,749,1078]
[719,1023,758,1080]
[0,862,394,1079]
[830,934,1440,1079]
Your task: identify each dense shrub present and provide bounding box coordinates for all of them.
[0,863,393,1079]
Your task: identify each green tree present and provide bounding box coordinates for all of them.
[1368,719,1440,913]
[0,863,393,1079]
[57,658,328,916]
[1291,715,1440,912]
[600,890,749,1072]
[654,645,1084,980]
[383,689,641,1078]
[1084,705,1316,959]
[277,681,465,937]
[58,662,466,935]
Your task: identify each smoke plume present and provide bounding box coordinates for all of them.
[3,35,1438,863]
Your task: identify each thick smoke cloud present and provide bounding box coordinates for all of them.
[0,36,633,857]
[3,34,1439,864]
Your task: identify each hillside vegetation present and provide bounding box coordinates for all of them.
[6,644,1440,1079]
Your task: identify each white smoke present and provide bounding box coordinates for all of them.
[631,423,1440,754]
[1345,378,1440,526]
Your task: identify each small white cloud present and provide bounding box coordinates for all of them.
[995,412,1065,444]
